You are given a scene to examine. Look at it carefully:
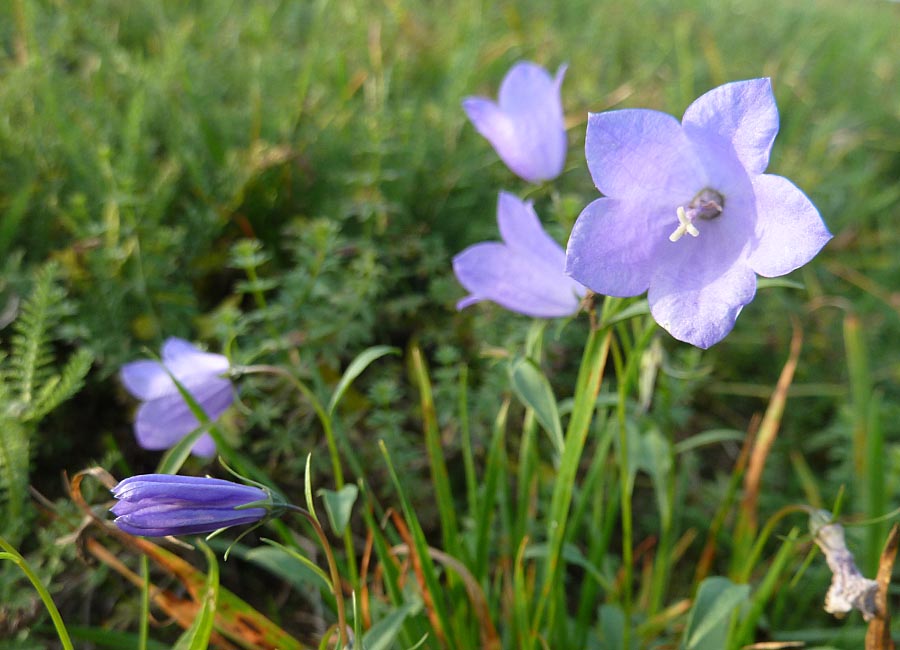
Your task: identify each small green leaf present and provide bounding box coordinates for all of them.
[601,298,650,327]
[361,597,423,650]
[509,357,564,456]
[673,429,745,454]
[633,428,673,528]
[173,541,219,650]
[155,425,211,475]
[757,277,805,290]
[524,542,613,592]
[681,576,749,650]
[328,345,399,415]
[318,484,359,536]
[252,540,332,590]
[598,604,628,650]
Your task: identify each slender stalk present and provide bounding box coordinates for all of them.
[139,555,149,650]
[240,364,345,488]
[284,505,350,648]
[0,537,74,650]
[613,319,656,648]
[531,326,611,642]
[459,365,478,518]
[239,363,359,587]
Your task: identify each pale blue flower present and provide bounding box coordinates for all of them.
[120,338,233,457]
[454,191,585,317]
[463,61,568,183]
[566,78,832,348]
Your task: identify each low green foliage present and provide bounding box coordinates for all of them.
[0,264,92,543]
[0,0,899,648]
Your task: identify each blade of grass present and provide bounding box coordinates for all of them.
[173,540,218,650]
[733,321,802,570]
[531,326,611,645]
[733,527,801,647]
[474,399,509,581]
[459,364,478,520]
[410,345,460,559]
[845,312,884,574]
[0,536,74,650]
[380,440,457,649]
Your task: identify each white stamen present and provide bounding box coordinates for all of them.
[668,206,700,242]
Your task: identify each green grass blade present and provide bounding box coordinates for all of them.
[532,327,611,643]
[379,440,457,649]
[173,541,219,650]
[0,536,74,650]
[410,345,460,559]
[473,399,509,581]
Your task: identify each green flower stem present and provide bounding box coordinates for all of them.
[531,326,611,643]
[239,364,359,588]
[241,364,345,487]
[139,555,149,650]
[610,317,658,643]
[0,537,73,650]
[284,505,350,649]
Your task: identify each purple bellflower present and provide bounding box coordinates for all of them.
[453,191,586,318]
[566,78,832,348]
[463,61,568,183]
[111,474,269,537]
[120,338,234,457]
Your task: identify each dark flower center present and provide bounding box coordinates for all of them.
[690,188,725,221]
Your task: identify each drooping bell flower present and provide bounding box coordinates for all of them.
[463,61,568,183]
[120,338,234,457]
[566,78,832,348]
[453,191,585,318]
[111,474,269,537]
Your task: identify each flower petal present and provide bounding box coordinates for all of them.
[748,174,832,277]
[133,377,233,457]
[120,360,174,401]
[682,78,779,176]
[585,109,706,199]
[498,62,564,113]
[113,475,266,505]
[453,241,582,318]
[648,235,758,349]
[463,97,515,154]
[497,191,567,264]
[566,197,672,296]
[161,337,230,383]
[114,504,266,537]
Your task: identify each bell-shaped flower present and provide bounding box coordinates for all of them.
[463,61,568,183]
[566,78,832,348]
[120,338,234,457]
[453,191,586,318]
[111,474,269,537]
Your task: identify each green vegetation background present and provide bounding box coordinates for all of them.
[0,0,899,646]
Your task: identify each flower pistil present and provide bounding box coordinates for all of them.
[668,188,725,242]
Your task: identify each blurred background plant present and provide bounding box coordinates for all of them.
[0,0,898,647]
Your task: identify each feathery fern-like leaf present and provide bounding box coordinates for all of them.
[9,263,66,407]
[0,417,28,538]
[0,263,93,545]
[27,348,93,423]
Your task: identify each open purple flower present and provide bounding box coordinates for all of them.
[120,338,234,457]
[111,474,269,537]
[453,191,586,318]
[566,78,832,348]
[463,61,568,183]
